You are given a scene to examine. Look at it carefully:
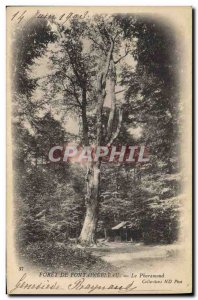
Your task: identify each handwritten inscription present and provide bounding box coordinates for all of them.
[11,10,89,25]
[10,273,137,294]
[68,278,137,293]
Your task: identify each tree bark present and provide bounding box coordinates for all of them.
[78,162,101,245]
[106,60,116,141]
[78,37,122,246]
[81,88,89,146]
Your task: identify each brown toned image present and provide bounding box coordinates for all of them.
[6,6,192,295]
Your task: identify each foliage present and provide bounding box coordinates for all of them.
[12,13,182,264]
[19,241,115,272]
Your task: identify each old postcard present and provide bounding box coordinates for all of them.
[6,6,192,295]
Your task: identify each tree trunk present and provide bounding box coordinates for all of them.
[78,162,101,245]
[79,40,116,246]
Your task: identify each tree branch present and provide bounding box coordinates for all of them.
[114,44,132,64]
[114,50,131,64]
[106,60,116,140]
[81,88,89,146]
[88,35,107,54]
[96,40,115,145]
[115,89,126,94]
[107,106,123,146]
[114,29,123,41]
[102,39,114,84]
[63,84,82,108]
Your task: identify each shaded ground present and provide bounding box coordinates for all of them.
[88,242,181,274]
[20,241,181,274]
[19,241,117,273]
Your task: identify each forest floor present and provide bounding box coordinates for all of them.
[20,241,182,274]
[88,242,182,274]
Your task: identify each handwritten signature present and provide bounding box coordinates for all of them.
[68,277,137,294]
[10,273,137,294]
[10,273,59,293]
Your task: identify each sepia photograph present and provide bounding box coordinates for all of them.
[6,6,192,295]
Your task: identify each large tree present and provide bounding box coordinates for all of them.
[35,15,137,245]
